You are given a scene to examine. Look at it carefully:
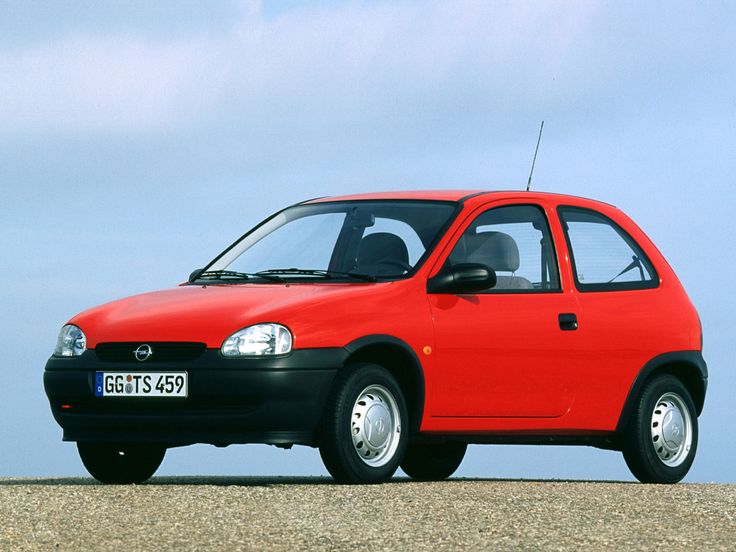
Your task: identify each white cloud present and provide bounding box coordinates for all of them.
[0,1,605,135]
[0,1,725,138]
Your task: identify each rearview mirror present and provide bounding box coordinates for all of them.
[347,209,375,229]
[427,263,496,294]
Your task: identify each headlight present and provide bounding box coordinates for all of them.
[54,324,87,357]
[221,323,292,357]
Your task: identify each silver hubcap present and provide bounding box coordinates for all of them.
[351,385,401,467]
[651,392,693,467]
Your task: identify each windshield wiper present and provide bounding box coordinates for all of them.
[256,268,377,282]
[195,270,284,283]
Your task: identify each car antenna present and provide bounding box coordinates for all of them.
[526,120,544,191]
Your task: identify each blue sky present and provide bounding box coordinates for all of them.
[1,1,734,482]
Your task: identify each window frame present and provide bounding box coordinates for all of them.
[444,203,563,295]
[557,205,659,293]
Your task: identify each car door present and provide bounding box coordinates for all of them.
[427,201,580,419]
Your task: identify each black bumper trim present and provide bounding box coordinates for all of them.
[44,348,348,446]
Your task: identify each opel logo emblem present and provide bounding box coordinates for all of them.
[134,344,153,362]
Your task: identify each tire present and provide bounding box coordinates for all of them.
[319,362,409,484]
[621,374,698,484]
[400,442,467,481]
[77,443,166,484]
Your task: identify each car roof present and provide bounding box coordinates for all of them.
[305,190,485,202]
[304,190,616,209]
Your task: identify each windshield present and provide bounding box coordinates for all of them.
[196,200,457,283]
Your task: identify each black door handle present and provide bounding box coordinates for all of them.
[558,313,578,331]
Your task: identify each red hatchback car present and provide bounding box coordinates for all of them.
[44,191,706,484]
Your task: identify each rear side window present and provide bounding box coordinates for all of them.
[558,206,658,292]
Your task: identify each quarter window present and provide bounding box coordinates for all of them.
[446,204,560,292]
[558,206,657,291]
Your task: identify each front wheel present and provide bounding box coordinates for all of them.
[319,363,408,484]
[621,375,698,484]
[401,442,467,481]
[77,443,166,484]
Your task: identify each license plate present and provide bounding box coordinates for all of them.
[95,372,188,397]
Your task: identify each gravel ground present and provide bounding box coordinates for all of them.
[1,477,734,551]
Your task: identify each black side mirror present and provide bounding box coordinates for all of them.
[189,268,204,282]
[427,263,496,294]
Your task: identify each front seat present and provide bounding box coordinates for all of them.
[464,231,533,290]
[355,232,410,276]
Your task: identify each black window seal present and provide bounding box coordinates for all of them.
[557,205,660,293]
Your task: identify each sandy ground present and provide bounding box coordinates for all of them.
[1,477,734,551]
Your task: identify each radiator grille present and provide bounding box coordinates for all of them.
[94,342,206,362]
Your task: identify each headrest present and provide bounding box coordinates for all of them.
[466,231,520,272]
[356,233,409,271]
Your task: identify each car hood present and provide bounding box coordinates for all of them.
[71,282,391,348]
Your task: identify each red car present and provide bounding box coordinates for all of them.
[44,190,706,484]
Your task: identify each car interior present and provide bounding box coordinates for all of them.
[354,232,411,276]
[449,231,534,290]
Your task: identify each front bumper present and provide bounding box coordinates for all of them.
[44,348,347,447]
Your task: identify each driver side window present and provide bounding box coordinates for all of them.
[448,204,560,292]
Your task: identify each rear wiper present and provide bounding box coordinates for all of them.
[195,270,284,283]
[256,268,377,282]
[608,255,645,283]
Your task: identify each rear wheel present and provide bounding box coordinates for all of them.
[400,442,467,481]
[622,375,698,483]
[77,443,166,484]
[319,363,408,484]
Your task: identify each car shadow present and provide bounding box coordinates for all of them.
[0,476,636,487]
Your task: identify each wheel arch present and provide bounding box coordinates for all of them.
[342,335,426,433]
[616,350,707,434]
